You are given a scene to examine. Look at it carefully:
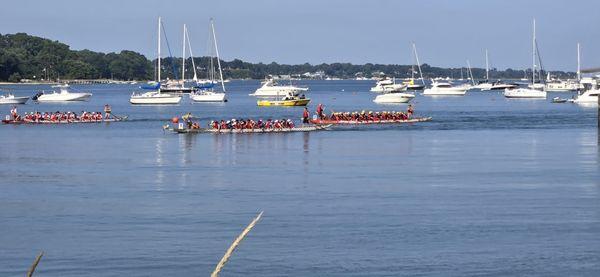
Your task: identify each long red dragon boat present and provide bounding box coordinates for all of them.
[2,117,127,125]
[310,116,432,125]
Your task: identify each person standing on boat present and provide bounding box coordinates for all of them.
[104,104,112,119]
[303,107,310,124]
[316,103,324,119]
[407,105,414,119]
[10,106,19,120]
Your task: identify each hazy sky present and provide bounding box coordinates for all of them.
[2,0,599,71]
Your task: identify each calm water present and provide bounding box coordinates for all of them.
[1,81,599,276]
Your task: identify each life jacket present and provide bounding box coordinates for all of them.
[303,110,309,118]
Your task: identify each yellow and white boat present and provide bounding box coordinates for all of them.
[257,96,310,106]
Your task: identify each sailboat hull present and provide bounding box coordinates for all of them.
[130,91,182,104]
[190,92,227,102]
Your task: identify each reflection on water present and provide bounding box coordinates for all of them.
[154,136,166,189]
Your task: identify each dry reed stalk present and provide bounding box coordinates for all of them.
[26,251,44,277]
[211,211,263,277]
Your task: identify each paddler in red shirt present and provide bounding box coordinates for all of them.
[407,104,414,118]
[316,103,324,119]
[302,107,310,124]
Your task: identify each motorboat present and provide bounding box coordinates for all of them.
[545,74,581,92]
[572,77,599,104]
[423,81,468,96]
[552,97,568,103]
[190,19,228,103]
[370,78,407,93]
[573,89,599,103]
[130,17,182,105]
[503,87,546,98]
[257,92,310,106]
[0,93,29,104]
[34,84,92,102]
[473,82,493,90]
[373,92,415,103]
[250,78,308,97]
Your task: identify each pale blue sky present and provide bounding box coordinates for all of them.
[2,0,599,71]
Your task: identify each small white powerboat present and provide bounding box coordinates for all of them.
[572,89,599,104]
[34,84,92,102]
[423,81,468,96]
[0,94,29,104]
[370,78,407,93]
[373,92,415,103]
[503,87,547,98]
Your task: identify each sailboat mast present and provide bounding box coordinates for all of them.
[158,17,162,83]
[577,42,581,81]
[182,24,186,82]
[211,18,226,92]
[412,42,425,85]
[485,49,490,81]
[532,19,536,85]
[185,27,198,82]
[467,60,475,86]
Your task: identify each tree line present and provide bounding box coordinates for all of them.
[0,33,574,82]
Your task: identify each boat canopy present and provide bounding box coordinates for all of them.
[141,82,161,90]
[195,83,215,89]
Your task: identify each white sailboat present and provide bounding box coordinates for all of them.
[191,19,227,102]
[131,17,182,105]
[474,49,494,90]
[34,84,92,102]
[160,24,197,94]
[504,19,547,99]
[404,42,426,90]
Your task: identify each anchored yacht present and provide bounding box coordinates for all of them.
[34,84,92,102]
[250,79,308,97]
[373,92,415,103]
[423,81,468,96]
[370,78,407,93]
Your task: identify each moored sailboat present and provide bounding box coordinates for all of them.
[504,19,547,99]
[131,17,182,105]
[190,19,227,102]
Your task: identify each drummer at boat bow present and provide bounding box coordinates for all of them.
[104,104,112,119]
[10,106,20,120]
